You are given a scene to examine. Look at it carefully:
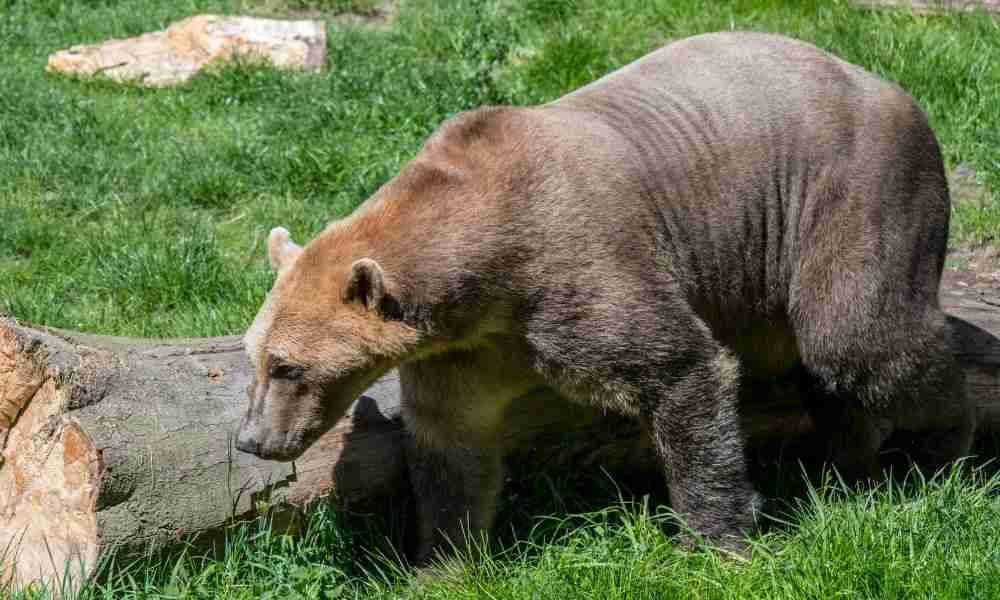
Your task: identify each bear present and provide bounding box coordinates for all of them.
[236,31,975,560]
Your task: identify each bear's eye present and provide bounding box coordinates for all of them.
[269,361,305,380]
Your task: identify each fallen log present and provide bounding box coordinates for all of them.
[0,328,409,591]
[0,270,998,589]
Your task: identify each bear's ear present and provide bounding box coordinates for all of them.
[343,258,387,314]
[268,227,302,272]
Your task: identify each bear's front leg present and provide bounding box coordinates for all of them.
[405,438,503,564]
[646,348,758,551]
[398,350,535,565]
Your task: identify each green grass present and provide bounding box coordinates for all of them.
[10,464,999,599]
[2,0,999,336]
[2,0,1000,597]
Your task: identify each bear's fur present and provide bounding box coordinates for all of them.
[237,31,975,559]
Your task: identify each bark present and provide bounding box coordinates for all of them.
[0,271,998,589]
[0,325,405,590]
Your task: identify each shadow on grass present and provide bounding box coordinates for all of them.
[60,430,998,599]
[493,425,1000,560]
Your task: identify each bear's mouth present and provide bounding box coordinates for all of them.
[238,425,314,462]
[256,439,309,462]
[266,423,331,462]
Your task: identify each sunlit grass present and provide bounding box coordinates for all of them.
[5,464,993,599]
[2,0,999,597]
[1,0,998,334]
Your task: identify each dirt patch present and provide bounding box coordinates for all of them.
[253,0,398,28]
[942,259,1000,321]
[944,163,999,287]
[947,244,1000,281]
[332,0,397,27]
[950,164,991,209]
[947,164,996,274]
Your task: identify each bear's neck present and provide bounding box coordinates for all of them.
[340,109,542,345]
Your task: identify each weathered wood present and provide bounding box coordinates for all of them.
[0,270,997,589]
[0,324,405,590]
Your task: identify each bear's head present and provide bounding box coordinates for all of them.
[236,226,421,461]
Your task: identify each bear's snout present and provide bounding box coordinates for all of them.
[235,426,261,456]
[236,414,306,462]
[235,410,272,458]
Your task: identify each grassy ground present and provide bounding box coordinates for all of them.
[2,0,999,336]
[16,464,1000,599]
[2,0,1000,597]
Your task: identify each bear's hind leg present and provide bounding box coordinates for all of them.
[907,418,975,476]
[806,393,892,482]
[796,277,975,481]
[899,344,974,476]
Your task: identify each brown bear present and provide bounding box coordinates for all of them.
[236,31,975,559]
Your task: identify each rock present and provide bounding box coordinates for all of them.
[47,15,326,87]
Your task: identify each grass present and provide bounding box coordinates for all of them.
[10,463,999,599]
[2,0,999,336]
[1,0,999,597]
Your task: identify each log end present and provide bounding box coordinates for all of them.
[0,320,101,590]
